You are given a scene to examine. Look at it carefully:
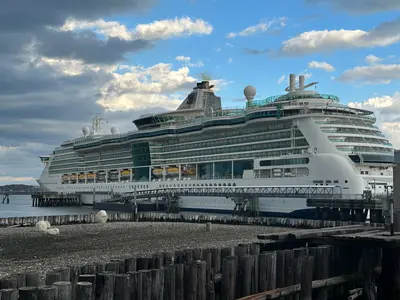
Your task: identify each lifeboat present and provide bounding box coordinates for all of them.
[87,172,95,179]
[166,167,179,176]
[152,168,164,177]
[78,174,85,180]
[61,175,69,181]
[70,174,77,180]
[120,169,131,176]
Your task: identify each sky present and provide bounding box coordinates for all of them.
[1,0,400,185]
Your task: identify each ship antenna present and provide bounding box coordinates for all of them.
[92,114,104,135]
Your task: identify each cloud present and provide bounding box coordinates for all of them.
[278,18,400,56]
[278,75,286,84]
[61,17,213,41]
[336,63,400,84]
[305,0,400,14]
[348,92,400,148]
[0,0,225,185]
[365,54,383,65]
[176,56,191,63]
[175,56,203,67]
[243,48,273,55]
[226,17,286,38]
[308,61,335,72]
[228,57,233,64]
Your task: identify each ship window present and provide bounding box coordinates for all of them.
[334,180,339,184]
[365,171,369,175]
[345,180,348,184]
[361,171,364,174]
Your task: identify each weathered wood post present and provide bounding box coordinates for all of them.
[75,282,93,300]
[221,256,236,300]
[53,281,72,300]
[114,274,130,300]
[0,289,18,300]
[96,272,115,300]
[38,285,57,300]
[300,256,314,300]
[18,286,38,300]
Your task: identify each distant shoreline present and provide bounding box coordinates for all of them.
[0,192,35,195]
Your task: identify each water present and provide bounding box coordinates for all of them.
[0,195,95,218]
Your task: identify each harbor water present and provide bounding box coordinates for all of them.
[0,195,95,218]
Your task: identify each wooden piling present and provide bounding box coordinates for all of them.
[162,252,174,266]
[0,277,17,289]
[95,272,115,300]
[314,246,330,300]
[238,255,254,297]
[184,262,198,300]
[192,248,203,261]
[114,274,130,300]
[110,258,126,274]
[53,281,72,300]
[18,286,38,300]
[152,253,164,269]
[128,271,142,300]
[125,257,137,272]
[276,250,285,289]
[141,270,152,300]
[37,285,57,300]
[284,249,294,300]
[54,268,71,282]
[197,260,206,300]
[0,289,18,300]
[293,248,307,300]
[163,266,176,300]
[78,275,96,300]
[175,264,184,300]
[151,269,164,300]
[137,257,150,271]
[105,261,120,274]
[299,256,314,300]
[15,274,26,288]
[75,282,92,300]
[45,271,62,285]
[221,256,236,300]
[211,248,221,274]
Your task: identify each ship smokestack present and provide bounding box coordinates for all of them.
[289,74,296,92]
[299,75,305,91]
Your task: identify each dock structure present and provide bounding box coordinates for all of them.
[106,185,387,222]
[31,193,81,207]
[0,223,397,300]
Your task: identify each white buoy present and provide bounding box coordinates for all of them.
[95,210,108,223]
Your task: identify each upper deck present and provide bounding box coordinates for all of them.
[70,74,379,151]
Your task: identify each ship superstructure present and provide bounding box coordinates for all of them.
[37,74,394,215]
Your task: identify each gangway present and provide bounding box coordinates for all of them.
[116,185,342,201]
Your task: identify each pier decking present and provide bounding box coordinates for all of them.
[31,193,81,207]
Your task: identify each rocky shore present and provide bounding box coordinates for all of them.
[0,222,295,279]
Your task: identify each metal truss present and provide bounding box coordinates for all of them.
[119,185,342,200]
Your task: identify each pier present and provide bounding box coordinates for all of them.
[0,221,397,300]
[31,193,82,207]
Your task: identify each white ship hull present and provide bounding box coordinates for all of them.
[37,152,393,216]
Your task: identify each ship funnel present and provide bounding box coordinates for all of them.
[299,75,305,91]
[289,74,296,92]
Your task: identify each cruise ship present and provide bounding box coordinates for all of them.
[37,74,394,216]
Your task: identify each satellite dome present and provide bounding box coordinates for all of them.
[244,85,256,100]
[82,126,90,136]
[111,126,120,135]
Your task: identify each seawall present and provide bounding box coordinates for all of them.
[0,212,384,229]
